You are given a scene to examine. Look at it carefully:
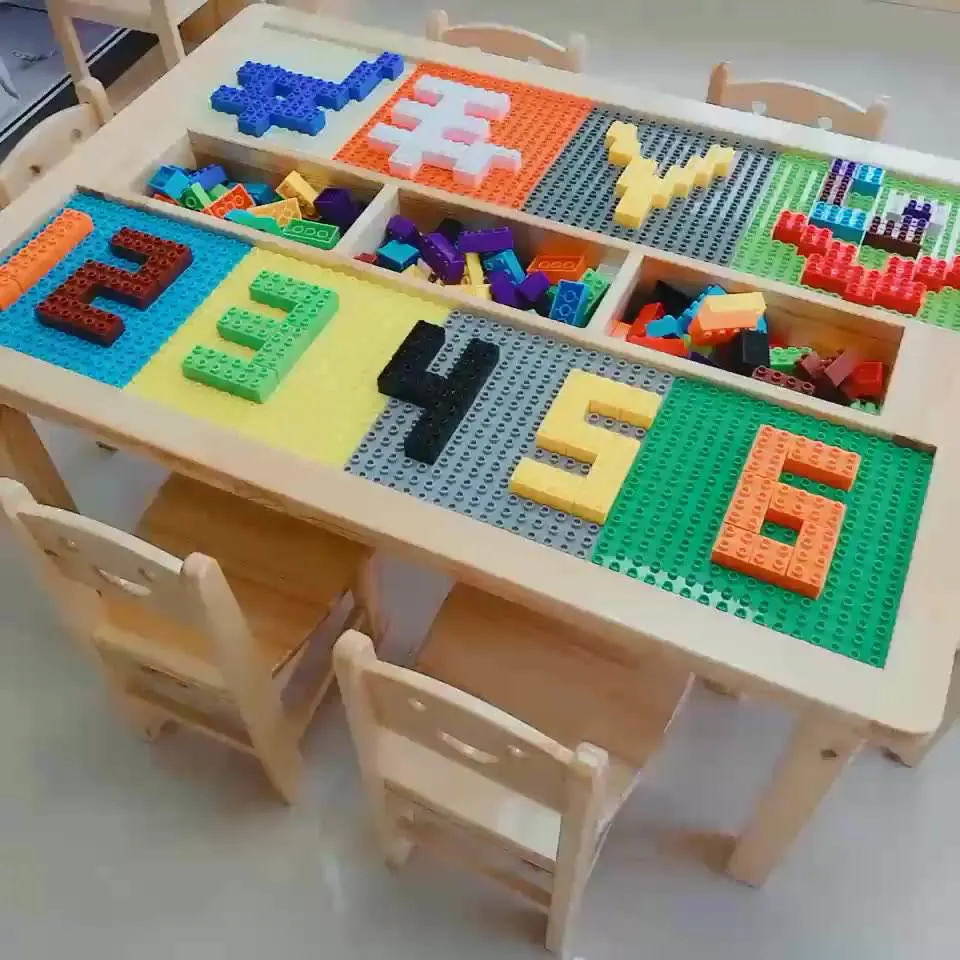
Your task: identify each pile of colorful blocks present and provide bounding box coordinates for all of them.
[357,215,614,327]
[147,164,364,251]
[617,280,886,412]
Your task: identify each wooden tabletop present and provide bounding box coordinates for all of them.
[1,4,957,739]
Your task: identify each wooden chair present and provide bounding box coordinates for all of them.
[0,79,113,207]
[46,0,248,90]
[706,61,889,141]
[415,585,693,770]
[335,629,643,957]
[0,474,383,802]
[426,9,586,73]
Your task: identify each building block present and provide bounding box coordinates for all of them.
[711,424,854,598]
[211,53,403,137]
[243,182,279,205]
[509,368,658,523]
[435,218,464,243]
[527,253,587,284]
[36,227,192,345]
[421,231,465,283]
[579,268,611,318]
[488,270,522,308]
[627,334,688,357]
[190,164,228,192]
[209,185,229,200]
[604,120,642,166]
[377,239,420,271]
[809,202,867,244]
[751,366,815,397]
[630,301,664,336]
[147,165,183,194]
[823,350,860,388]
[464,251,484,286]
[282,220,339,249]
[182,270,338,402]
[224,209,285,235]
[851,163,884,197]
[467,283,491,300]
[482,249,524,284]
[689,292,766,345]
[516,270,550,308]
[0,208,93,309]
[457,226,513,254]
[204,184,255,219]
[386,215,423,247]
[376,319,499,463]
[769,345,811,374]
[915,256,949,293]
[677,284,726,333]
[161,170,191,202]
[549,280,590,326]
[772,210,808,246]
[368,73,522,186]
[848,360,885,400]
[180,183,213,211]
[247,198,301,227]
[315,187,361,230]
[645,314,683,338]
[276,172,318,214]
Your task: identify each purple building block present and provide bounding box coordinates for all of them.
[516,270,550,307]
[315,187,361,229]
[457,226,514,254]
[386,214,422,247]
[421,232,465,283]
[488,270,522,309]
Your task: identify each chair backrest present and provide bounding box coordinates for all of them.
[0,78,113,207]
[0,479,284,752]
[706,61,888,141]
[425,9,586,73]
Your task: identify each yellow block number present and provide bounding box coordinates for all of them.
[508,370,661,524]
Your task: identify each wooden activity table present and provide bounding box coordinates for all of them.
[0,5,957,887]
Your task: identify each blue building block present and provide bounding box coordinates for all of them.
[852,163,884,197]
[0,192,250,388]
[549,280,590,327]
[646,314,684,338]
[159,170,191,202]
[189,164,228,192]
[242,182,280,205]
[482,249,524,284]
[377,240,420,272]
[810,202,867,244]
[678,283,726,332]
[756,314,768,334]
[147,165,185,195]
[210,52,404,137]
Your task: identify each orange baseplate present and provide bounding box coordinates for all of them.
[711,425,861,598]
[334,62,593,209]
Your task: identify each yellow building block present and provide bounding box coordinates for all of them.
[614,186,655,229]
[704,144,736,176]
[510,369,658,523]
[700,292,766,316]
[276,172,318,213]
[604,120,642,167]
[467,284,491,300]
[614,156,657,196]
[248,198,301,227]
[128,247,449,467]
[464,252,484,286]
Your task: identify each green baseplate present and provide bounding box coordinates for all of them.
[590,379,933,667]
[730,152,960,330]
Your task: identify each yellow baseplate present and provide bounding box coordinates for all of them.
[128,248,449,467]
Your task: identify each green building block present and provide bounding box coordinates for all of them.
[579,268,611,319]
[851,399,881,416]
[591,377,932,667]
[210,184,229,200]
[769,346,811,373]
[181,271,339,403]
[282,219,340,249]
[225,209,285,236]
[180,183,212,210]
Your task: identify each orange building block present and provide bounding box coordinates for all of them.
[0,207,93,310]
[784,435,861,491]
[711,424,856,599]
[528,254,588,284]
[204,184,254,219]
[689,293,766,346]
[335,62,593,209]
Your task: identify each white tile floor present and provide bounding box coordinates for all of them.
[4,1,960,956]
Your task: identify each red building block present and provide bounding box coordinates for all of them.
[843,266,883,307]
[625,334,688,357]
[751,366,815,397]
[772,210,808,246]
[204,184,254,219]
[354,252,378,264]
[915,256,948,292]
[875,275,926,315]
[797,224,831,257]
[847,360,885,400]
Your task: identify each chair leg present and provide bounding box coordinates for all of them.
[121,697,171,741]
[151,10,186,70]
[47,1,91,86]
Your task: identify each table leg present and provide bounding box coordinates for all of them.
[0,406,75,510]
[726,712,863,886]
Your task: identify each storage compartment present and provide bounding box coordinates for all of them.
[606,253,903,412]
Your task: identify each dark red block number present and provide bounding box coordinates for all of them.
[36,227,193,345]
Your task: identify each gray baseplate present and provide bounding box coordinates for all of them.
[346,310,674,560]
[523,106,778,266]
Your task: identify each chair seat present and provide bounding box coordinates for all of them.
[131,474,369,675]
[416,586,692,769]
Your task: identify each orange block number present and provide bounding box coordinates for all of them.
[711,425,860,598]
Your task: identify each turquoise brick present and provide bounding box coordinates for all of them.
[483,249,525,284]
[377,240,420,271]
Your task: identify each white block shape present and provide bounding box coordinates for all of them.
[367,74,521,184]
